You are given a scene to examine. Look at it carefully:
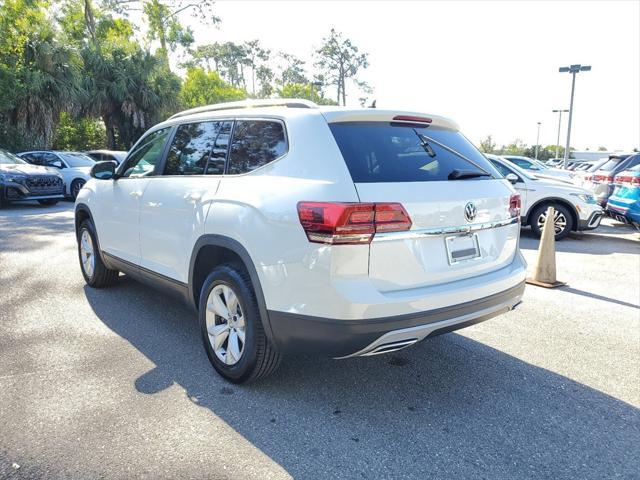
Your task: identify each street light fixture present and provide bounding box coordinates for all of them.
[552,109,569,159]
[535,122,542,160]
[559,64,591,169]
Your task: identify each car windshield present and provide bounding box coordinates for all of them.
[62,152,95,167]
[598,158,625,171]
[497,157,538,180]
[0,149,27,165]
[532,159,550,170]
[329,122,499,183]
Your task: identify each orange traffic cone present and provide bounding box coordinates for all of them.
[526,206,567,288]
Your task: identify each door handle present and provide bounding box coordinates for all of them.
[184,192,203,203]
[129,191,142,198]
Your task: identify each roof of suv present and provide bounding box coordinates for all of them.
[161,98,459,132]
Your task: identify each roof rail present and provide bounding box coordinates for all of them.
[168,98,318,120]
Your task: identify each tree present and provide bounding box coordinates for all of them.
[276,52,308,87]
[479,135,496,153]
[52,111,106,150]
[179,67,246,109]
[244,39,270,96]
[278,83,336,105]
[0,0,83,150]
[315,29,369,105]
[597,146,608,151]
[60,1,182,149]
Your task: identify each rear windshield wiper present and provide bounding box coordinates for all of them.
[448,169,492,180]
[412,129,493,178]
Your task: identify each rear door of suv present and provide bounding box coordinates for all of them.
[327,116,520,292]
[138,120,232,283]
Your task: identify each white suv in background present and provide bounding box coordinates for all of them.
[486,155,603,239]
[75,99,526,383]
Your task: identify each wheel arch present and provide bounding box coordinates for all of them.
[189,235,276,344]
[524,197,579,231]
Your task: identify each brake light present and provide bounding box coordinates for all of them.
[297,202,411,244]
[594,174,614,183]
[392,115,433,124]
[509,194,521,219]
[584,175,593,181]
[633,177,640,186]
[615,175,632,185]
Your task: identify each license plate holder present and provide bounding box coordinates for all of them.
[445,233,481,265]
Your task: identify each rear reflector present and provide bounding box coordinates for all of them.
[297,202,411,244]
[392,115,433,124]
[509,194,521,219]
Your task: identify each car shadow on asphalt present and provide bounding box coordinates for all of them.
[84,278,639,479]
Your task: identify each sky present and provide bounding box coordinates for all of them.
[182,0,639,152]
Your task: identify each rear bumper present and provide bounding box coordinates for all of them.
[268,281,525,358]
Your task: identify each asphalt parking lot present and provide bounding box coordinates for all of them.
[1,202,639,479]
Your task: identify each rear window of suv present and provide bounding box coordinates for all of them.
[227,120,287,175]
[329,122,499,182]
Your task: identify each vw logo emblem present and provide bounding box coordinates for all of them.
[464,202,477,222]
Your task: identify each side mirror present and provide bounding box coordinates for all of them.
[90,160,118,180]
[51,160,64,169]
[505,173,519,184]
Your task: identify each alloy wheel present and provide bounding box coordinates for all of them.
[537,209,567,235]
[206,284,246,365]
[80,229,95,279]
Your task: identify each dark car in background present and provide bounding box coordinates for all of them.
[0,149,64,207]
[583,154,639,206]
[85,150,127,164]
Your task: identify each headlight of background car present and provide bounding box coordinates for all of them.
[0,173,27,183]
[571,193,597,204]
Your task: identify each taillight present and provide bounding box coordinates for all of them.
[373,203,412,232]
[585,175,593,181]
[616,175,632,185]
[633,177,640,187]
[509,194,521,219]
[594,174,613,183]
[297,202,411,244]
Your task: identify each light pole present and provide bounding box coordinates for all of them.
[535,122,541,160]
[552,109,569,159]
[559,64,591,169]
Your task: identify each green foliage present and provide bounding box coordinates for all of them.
[0,0,83,150]
[179,68,246,109]
[479,135,496,153]
[52,111,106,150]
[278,83,337,105]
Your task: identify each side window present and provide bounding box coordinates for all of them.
[41,153,64,168]
[207,121,232,175]
[490,160,520,181]
[227,120,287,175]
[164,122,218,176]
[122,128,171,178]
[512,158,532,169]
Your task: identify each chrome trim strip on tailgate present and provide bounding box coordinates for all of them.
[373,216,519,242]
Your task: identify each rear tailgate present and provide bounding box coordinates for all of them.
[327,114,519,292]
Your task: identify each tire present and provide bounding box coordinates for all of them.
[530,203,574,240]
[38,199,59,206]
[71,179,86,199]
[199,264,281,383]
[77,219,119,287]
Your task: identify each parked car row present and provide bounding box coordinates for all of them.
[486,154,603,240]
[606,163,640,228]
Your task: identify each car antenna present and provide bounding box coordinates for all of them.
[368,100,377,109]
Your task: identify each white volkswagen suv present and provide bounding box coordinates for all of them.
[75,99,526,383]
